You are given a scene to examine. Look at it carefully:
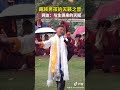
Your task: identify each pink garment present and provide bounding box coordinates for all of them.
[73,26,85,35]
[92,0,120,20]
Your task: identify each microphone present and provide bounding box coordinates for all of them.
[61,32,68,44]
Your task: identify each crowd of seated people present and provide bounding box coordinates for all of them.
[35,34,50,56]
[86,18,120,74]
[35,31,85,58]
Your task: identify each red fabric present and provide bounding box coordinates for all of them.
[79,39,85,49]
[71,39,75,45]
[35,34,42,41]
[60,21,70,33]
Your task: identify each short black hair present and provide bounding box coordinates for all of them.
[55,25,65,30]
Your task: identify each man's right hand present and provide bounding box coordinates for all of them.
[35,39,44,48]
[35,39,40,45]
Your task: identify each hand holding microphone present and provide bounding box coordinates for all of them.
[61,32,69,45]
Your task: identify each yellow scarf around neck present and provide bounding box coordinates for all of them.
[51,37,57,76]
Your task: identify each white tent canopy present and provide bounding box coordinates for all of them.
[35,27,56,34]
[0,4,34,17]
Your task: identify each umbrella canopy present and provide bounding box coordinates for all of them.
[0,4,34,17]
[92,0,120,21]
[73,26,85,36]
[35,27,56,34]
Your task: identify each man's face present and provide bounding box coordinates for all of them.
[56,27,65,36]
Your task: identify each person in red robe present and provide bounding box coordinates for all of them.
[74,34,81,55]
[78,34,85,57]
[60,21,70,33]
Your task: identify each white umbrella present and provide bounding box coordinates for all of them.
[0,4,34,17]
[35,27,56,34]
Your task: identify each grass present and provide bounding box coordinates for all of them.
[0,56,120,90]
[0,69,34,90]
[86,70,120,90]
[35,56,85,90]
[0,56,84,90]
